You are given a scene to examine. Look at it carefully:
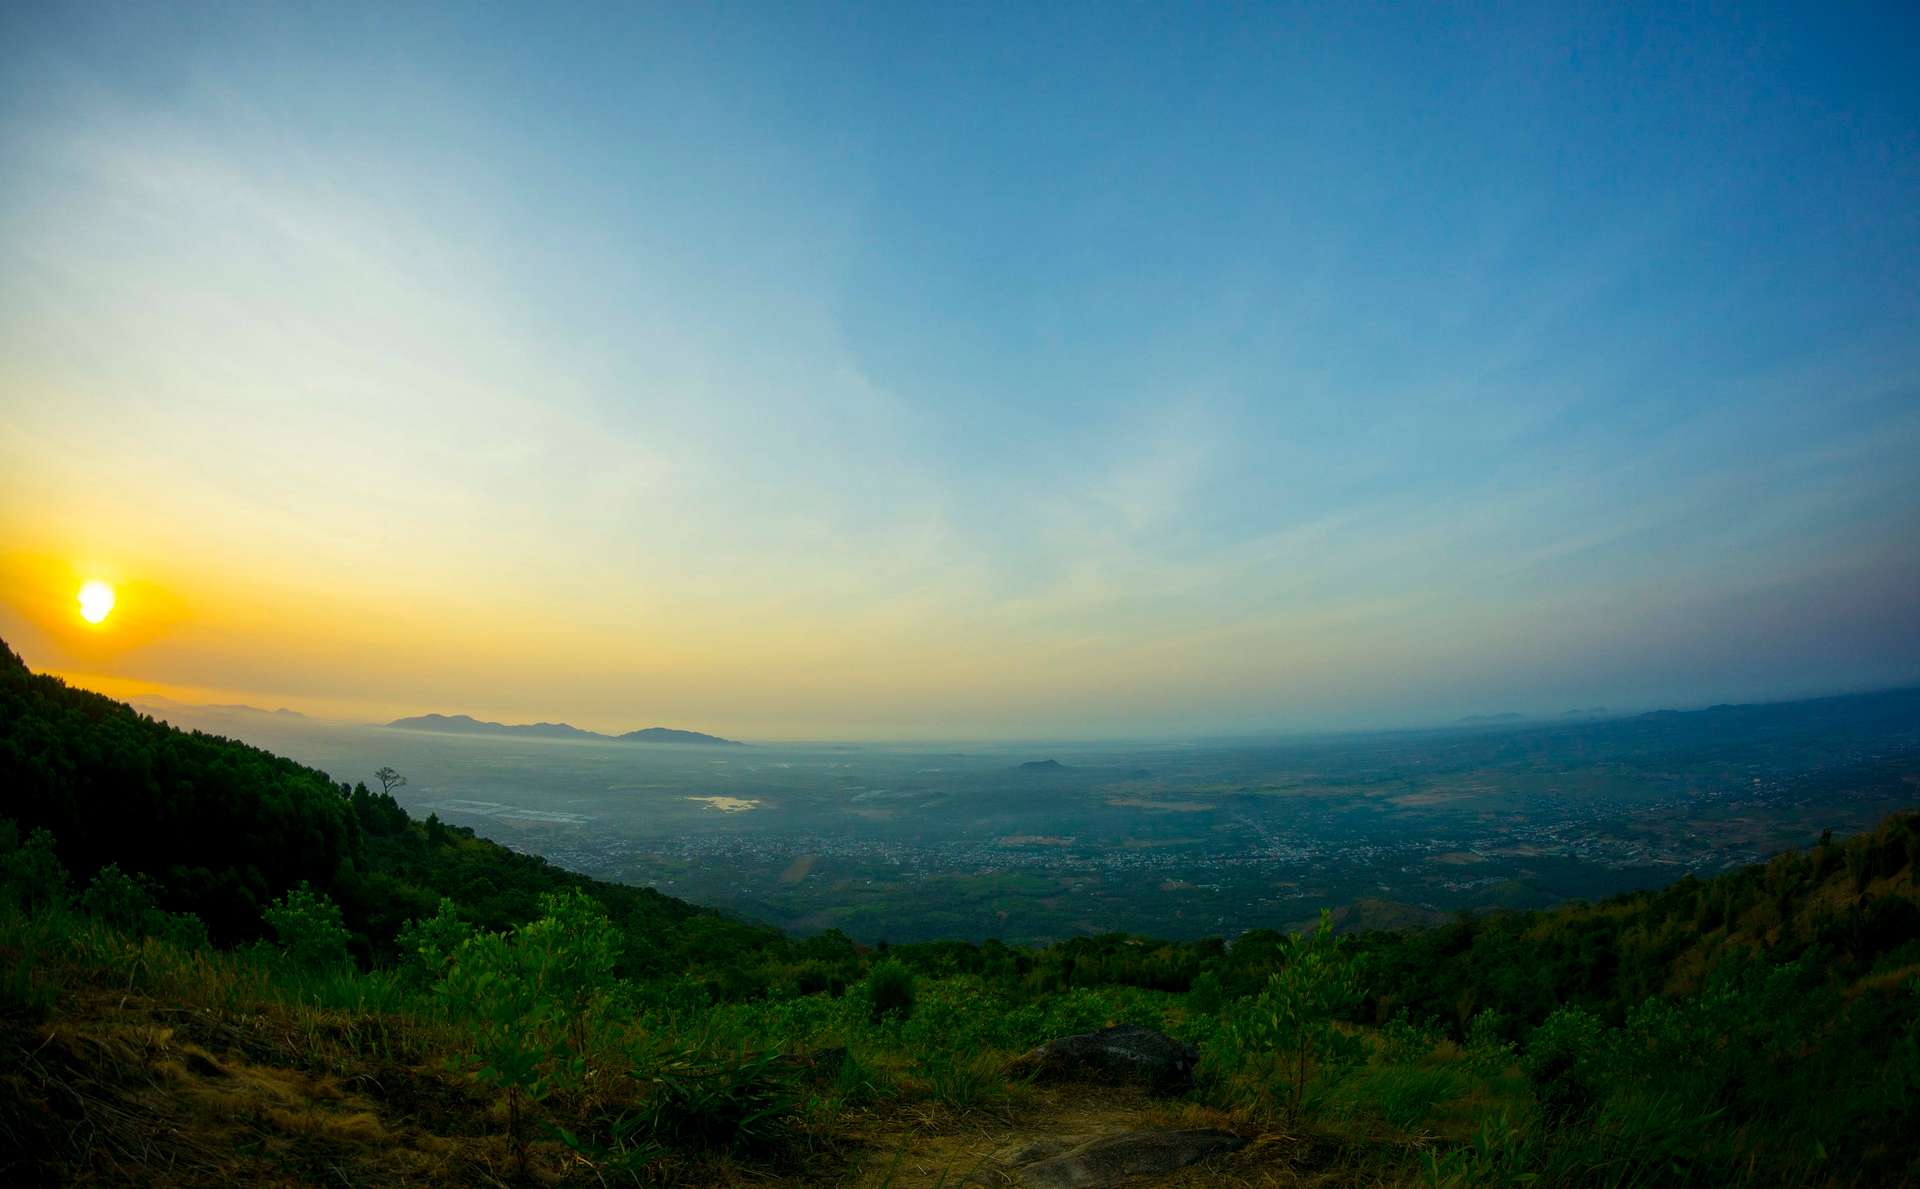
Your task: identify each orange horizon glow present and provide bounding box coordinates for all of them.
[3,4,1918,739]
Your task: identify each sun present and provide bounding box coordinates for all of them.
[77,580,116,625]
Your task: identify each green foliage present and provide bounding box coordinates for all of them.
[1464,1009,1517,1075]
[1378,1008,1440,1063]
[0,640,739,972]
[1522,1005,1607,1121]
[864,958,916,1023]
[0,643,356,940]
[1222,909,1366,1116]
[72,862,209,946]
[394,897,472,985]
[425,888,625,1167]
[79,863,153,931]
[635,1042,799,1152]
[829,1046,896,1106]
[263,882,352,971]
[2,827,69,912]
[1422,1110,1539,1188]
[348,779,409,836]
[0,930,57,1026]
[914,1048,1008,1110]
[1186,968,1224,1015]
[519,889,622,1043]
[439,927,564,1167]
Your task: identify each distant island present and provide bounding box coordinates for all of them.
[1456,712,1527,724]
[619,726,741,745]
[385,712,742,746]
[1018,758,1067,771]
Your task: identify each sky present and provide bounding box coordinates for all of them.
[2,2,1917,740]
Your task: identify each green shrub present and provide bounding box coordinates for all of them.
[80,863,155,932]
[1187,969,1225,1016]
[517,889,622,1052]
[2,828,68,912]
[1523,1006,1607,1122]
[1464,1009,1517,1075]
[432,890,625,1169]
[395,897,473,985]
[1226,909,1366,1116]
[263,882,352,971]
[866,958,916,1024]
[440,928,564,1169]
[1379,1008,1441,1063]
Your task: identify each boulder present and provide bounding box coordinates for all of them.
[1009,1026,1200,1095]
[981,1129,1245,1187]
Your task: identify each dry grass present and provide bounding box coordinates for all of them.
[2,986,521,1186]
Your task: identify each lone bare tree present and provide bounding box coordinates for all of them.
[374,766,407,797]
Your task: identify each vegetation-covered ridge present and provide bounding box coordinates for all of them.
[3,638,1919,1185]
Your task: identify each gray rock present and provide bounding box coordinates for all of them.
[981,1129,1245,1187]
[1009,1026,1200,1094]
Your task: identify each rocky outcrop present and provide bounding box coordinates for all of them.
[1008,1026,1200,1095]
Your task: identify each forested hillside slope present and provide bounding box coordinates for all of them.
[0,641,782,977]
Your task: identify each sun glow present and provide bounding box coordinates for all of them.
[77,579,116,625]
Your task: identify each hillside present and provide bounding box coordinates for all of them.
[3,639,1918,1185]
[0,641,774,969]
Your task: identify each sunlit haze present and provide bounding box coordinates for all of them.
[3,4,1917,739]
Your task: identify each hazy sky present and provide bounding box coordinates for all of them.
[3,2,1917,739]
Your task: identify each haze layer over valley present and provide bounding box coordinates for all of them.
[142,689,1920,944]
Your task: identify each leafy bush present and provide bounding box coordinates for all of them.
[1463,1009,1516,1075]
[517,889,622,1052]
[2,827,69,912]
[263,882,352,971]
[1222,909,1366,1116]
[1187,969,1225,1016]
[428,889,624,1168]
[395,897,473,985]
[79,863,155,932]
[865,958,916,1023]
[1523,1006,1607,1122]
[440,929,564,1169]
[1379,1008,1441,1063]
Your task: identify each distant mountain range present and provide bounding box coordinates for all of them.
[383,712,742,746]
[134,696,307,720]
[1457,707,1615,725]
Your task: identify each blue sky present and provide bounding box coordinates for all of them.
[1,2,1917,737]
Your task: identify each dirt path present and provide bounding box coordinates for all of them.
[839,1086,1293,1188]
